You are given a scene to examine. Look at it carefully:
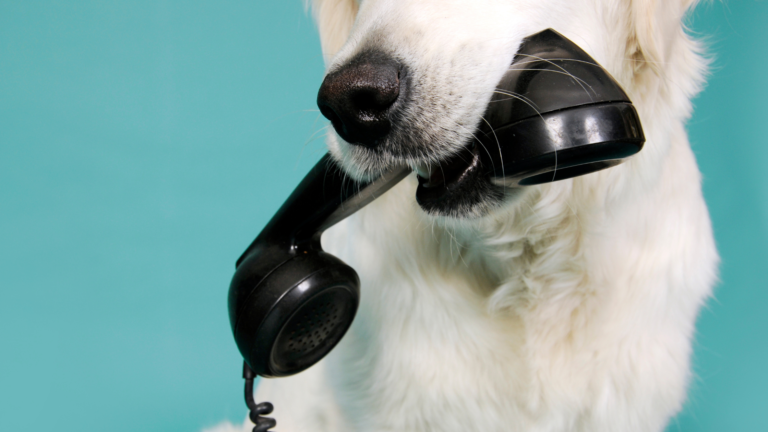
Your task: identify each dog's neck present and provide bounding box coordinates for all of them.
[356,177,589,313]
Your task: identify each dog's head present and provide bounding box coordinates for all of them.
[312,0,702,219]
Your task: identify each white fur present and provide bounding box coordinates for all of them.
[213,0,717,430]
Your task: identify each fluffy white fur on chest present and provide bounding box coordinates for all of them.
[207,0,718,431]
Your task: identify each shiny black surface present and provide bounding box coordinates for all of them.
[229,155,408,376]
[233,251,359,377]
[481,103,644,184]
[481,29,631,130]
[477,29,645,185]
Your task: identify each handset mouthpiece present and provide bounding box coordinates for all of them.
[479,29,645,186]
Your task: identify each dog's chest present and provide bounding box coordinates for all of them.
[323,225,590,431]
[328,279,533,430]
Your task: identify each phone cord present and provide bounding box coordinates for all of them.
[243,362,277,432]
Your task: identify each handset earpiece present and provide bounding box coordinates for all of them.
[230,155,408,377]
[231,247,360,377]
[228,154,408,429]
[480,29,646,185]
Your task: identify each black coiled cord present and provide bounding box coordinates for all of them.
[243,362,277,432]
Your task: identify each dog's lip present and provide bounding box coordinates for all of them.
[414,142,484,194]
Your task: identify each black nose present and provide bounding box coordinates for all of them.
[317,51,403,147]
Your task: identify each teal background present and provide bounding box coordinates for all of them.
[0,1,765,431]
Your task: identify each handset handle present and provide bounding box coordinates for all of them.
[237,154,409,265]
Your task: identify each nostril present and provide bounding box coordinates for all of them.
[316,50,404,147]
[318,104,345,134]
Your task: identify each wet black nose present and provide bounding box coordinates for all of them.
[317,51,403,147]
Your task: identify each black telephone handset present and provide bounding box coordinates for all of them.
[228,29,644,431]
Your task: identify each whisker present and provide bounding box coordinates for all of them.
[445,225,468,267]
[509,54,596,100]
[479,115,504,188]
[435,121,499,181]
[510,58,599,68]
[267,108,324,126]
[340,165,350,210]
[295,116,328,169]
[510,55,689,107]
[322,157,333,202]
[430,217,438,244]
[434,121,485,154]
[492,88,539,109]
[491,89,557,183]
[492,90,544,120]
[551,140,558,183]
[508,67,595,96]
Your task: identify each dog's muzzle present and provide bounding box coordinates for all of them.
[316,29,645,217]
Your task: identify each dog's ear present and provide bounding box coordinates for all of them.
[627,0,699,76]
[309,0,359,64]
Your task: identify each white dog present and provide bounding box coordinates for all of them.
[211,0,717,430]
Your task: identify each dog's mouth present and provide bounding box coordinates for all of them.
[412,141,505,218]
[414,142,480,189]
[325,29,647,219]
